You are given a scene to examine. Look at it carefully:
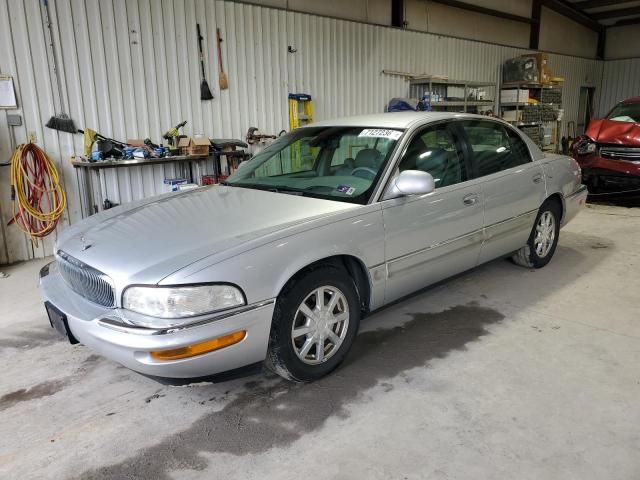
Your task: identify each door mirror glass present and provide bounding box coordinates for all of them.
[388,170,435,197]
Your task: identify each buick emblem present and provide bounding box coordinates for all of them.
[80,235,93,251]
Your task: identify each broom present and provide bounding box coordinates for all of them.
[216,28,228,90]
[42,0,77,133]
[197,23,214,101]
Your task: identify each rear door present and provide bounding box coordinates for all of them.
[381,121,484,303]
[458,119,546,263]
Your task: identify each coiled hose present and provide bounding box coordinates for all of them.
[9,143,66,244]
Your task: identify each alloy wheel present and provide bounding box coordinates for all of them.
[534,211,556,258]
[291,286,350,365]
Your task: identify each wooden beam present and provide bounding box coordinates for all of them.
[592,6,640,19]
[530,0,542,49]
[391,0,405,28]
[429,0,533,24]
[611,16,640,27]
[597,26,606,59]
[541,0,601,32]
[573,0,633,9]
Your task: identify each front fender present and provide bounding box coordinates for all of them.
[160,205,386,309]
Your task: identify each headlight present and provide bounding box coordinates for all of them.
[575,138,596,155]
[122,284,245,318]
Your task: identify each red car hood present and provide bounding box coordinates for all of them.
[586,119,640,146]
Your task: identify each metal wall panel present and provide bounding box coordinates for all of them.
[597,59,640,116]
[0,0,605,263]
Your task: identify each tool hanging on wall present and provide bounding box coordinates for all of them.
[8,143,67,245]
[216,28,228,90]
[197,24,214,101]
[42,0,76,133]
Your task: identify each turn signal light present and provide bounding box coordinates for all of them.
[149,330,246,361]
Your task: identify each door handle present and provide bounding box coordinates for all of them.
[532,174,543,184]
[463,194,478,206]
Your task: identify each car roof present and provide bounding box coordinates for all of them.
[310,112,491,129]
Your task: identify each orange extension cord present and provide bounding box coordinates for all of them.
[9,143,66,245]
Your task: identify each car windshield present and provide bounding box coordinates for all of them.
[606,102,640,123]
[226,126,403,204]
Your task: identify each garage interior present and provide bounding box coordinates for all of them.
[1,0,639,478]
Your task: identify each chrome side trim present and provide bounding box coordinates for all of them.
[566,184,587,199]
[387,228,483,265]
[385,208,538,266]
[98,299,276,336]
[483,208,538,231]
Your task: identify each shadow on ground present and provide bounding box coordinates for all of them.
[78,303,504,480]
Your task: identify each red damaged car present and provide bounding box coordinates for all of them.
[572,97,640,192]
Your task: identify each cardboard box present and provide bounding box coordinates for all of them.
[176,137,210,156]
[189,137,210,156]
[177,137,191,155]
[127,139,146,147]
[500,88,529,104]
[501,109,522,122]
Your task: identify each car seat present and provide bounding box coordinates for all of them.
[351,149,382,179]
[334,157,355,176]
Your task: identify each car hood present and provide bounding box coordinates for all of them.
[586,118,640,146]
[56,186,358,284]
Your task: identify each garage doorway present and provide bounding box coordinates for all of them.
[577,86,595,135]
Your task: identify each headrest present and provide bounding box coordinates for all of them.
[354,149,381,169]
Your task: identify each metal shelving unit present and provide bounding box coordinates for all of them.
[498,81,563,153]
[408,77,496,113]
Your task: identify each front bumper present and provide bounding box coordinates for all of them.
[575,153,640,190]
[39,262,274,378]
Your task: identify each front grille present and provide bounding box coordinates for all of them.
[56,251,115,307]
[600,146,640,162]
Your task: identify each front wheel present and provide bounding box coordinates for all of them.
[266,266,360,382]
[512,200,561,268]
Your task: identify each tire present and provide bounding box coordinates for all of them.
[512,200,561,269]
[265,265,360,382]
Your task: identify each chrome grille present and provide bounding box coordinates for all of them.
[600,146,640,162]
[56,251,115,307]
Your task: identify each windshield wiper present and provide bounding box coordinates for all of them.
[228,182,305,196]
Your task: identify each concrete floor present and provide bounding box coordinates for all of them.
[1,204,639,480]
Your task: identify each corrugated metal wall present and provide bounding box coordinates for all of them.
[597,59,640,116]
[0,0,605,264]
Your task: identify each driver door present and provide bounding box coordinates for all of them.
[381,122,484,303]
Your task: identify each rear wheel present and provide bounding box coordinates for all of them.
[266,266,360,382]
[512,200,561,269]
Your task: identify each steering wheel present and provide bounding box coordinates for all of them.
[351,167,377,180]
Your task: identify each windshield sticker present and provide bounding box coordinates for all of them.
[336,185,356,195]
[358,129,402,140]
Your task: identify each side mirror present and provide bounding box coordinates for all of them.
[386,170,435,198]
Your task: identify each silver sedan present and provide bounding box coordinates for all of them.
[39,112,587,382]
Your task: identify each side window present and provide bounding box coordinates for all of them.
[505,127,531,165]
[398,124,466,188]
[461,120,530,177]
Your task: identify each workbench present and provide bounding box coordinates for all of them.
[72,154,209,218]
